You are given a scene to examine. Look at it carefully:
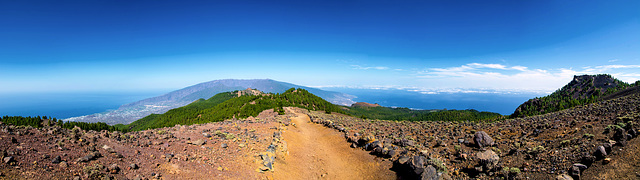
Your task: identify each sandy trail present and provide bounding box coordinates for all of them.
[272,108,396,180]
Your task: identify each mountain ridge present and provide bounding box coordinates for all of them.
[511,74,634,117]
[64,79,355,125]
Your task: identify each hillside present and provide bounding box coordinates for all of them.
[63,79,355,125]
[511,74,634,118]
[125,88,345,131]
[346,103,504,122]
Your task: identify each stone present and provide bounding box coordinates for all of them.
[3,156,14,164]
[614,127,626,141]
[420,165,438,180]
[130,163,138,169]
[556,174,574,180]
[580,155,596,166]
[409,156,426,175]
[76,152,101,162]
[476,149,499,171]
[473,131,494,148]
[192,139,206,146]
[569,165,580,180]
[10,137,17,143]
[203,133,211,138]
[102,145,116,153]
[396,139,415,147]
[221,143,228,148]
[109,164,120,174]
[573,163,588,171]
[594,146,607,158]
[398,156,411,164]
[386,150,397,158]
[603,143,612,154]
[603,158,611,164]
[59,161,68,168]
[52,156,62,164]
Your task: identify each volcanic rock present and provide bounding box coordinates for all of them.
[473,131,494,148]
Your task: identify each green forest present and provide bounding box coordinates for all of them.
[0,115,122,132]
[345,106,504,122]
[511,74,637,118]
[125,88,346,131]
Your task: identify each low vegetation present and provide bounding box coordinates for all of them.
[0,115,123,132]
[511,74,636,118]
[345,106,504,122]
[125,88,345,131]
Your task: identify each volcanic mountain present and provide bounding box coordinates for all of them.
[64,79,355,125]
[511,74,637,117]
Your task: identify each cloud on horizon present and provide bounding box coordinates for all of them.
[331,62,640,95]
[416,63,640,92]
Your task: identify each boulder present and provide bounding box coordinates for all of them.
[421,165,438,180]
[614,127,626,141]
[473,131,494,148]
[398,156,411,164]
[594,146,607,159]
[556,174,574,180]
[192,139,206,146]
[477,149,499,171]
[410,156,426,175]
[51,156,62,164]
[603,143,612,154]
[59,161,68,168]
[396,139,415,147]
[3,156,14,164]
[366,141,383,151]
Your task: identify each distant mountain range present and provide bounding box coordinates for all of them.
[64,79,355,125]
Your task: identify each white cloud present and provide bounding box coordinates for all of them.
[608,59,619,62]
[351,65,389,70]
[415,62,640,93]
[467,63,507,69]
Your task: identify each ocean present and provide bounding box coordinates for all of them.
[0,91,164,119]
[320,88,545,115]
[0,88,544,119]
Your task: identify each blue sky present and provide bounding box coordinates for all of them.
[1,1,639,94]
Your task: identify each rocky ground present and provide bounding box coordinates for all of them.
[308,91,640,179]
[2,92,639,179]
[0,109,293,180]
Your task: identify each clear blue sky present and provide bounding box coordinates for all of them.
[1,0,639,94]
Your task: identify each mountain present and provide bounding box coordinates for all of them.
[64,79,355,125]
[125,88,345,131]
[511,74,635,118]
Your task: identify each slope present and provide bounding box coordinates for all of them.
[125,88,345,131]
[511,74,633,118]
[64,79,355,125]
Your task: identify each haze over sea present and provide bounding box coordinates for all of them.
[0,91,165,119]
[0,87,542,119]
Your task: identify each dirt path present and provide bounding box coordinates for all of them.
[271,108,396,180]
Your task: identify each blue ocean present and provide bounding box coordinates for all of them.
[0,88,543,119]
[0,91,165,119]
[321,88,545,115]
